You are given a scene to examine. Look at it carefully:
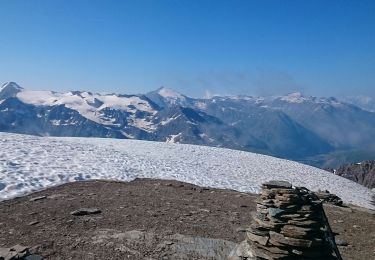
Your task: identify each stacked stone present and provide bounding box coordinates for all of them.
[315,190,343,207]
[245,180,338,260]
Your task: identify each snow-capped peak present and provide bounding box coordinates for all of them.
[0,82,24,100]
[157,86,185,99]
[279,92,308,103]
[1,82,23,90]
[145,86,188,107]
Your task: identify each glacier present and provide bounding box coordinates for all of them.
[0,132,374,209]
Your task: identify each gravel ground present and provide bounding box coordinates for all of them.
[0,179,374,259]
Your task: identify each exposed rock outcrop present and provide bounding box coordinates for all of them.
[333,160,375,189]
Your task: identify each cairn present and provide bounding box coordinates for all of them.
[230,180,341,260]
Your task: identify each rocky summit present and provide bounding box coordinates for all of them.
[230,181,342,260]
[0,179,374,260]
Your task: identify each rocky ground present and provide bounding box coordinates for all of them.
[0,179,374,260]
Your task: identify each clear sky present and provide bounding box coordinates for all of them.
[0,0,374,98]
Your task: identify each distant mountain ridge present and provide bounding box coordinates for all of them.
[343,95,375,112]
[1,82,375,168]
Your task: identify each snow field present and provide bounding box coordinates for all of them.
[0,132,374,209]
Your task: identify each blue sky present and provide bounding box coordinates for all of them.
[0,0,374,97]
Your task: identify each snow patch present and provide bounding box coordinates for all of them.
[166,133,182,143]
[160,115,180,126]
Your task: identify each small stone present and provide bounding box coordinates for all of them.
[279,214,301,219]
[29,196,47,202]
[70,208,101,216]
[292,249,303,255]
[335,238,349,246]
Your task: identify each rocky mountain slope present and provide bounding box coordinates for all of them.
[1,82,375,167]
[329,160,375,189]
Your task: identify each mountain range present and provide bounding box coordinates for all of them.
[1,81,375,168]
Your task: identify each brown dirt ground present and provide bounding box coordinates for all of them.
[0,179,374,260]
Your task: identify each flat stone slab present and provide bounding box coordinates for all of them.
[29,196,47,202]
[269,231,314,248]
[262,181,292,189]
[92,229,237,260]
[246,232,269,246]
[281,225,317,239]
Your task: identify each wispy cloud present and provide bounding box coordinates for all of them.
[163,69,307,97]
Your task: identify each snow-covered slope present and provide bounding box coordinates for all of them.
[16,89,157,130]
[0,133,373,209]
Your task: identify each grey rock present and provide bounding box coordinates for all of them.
[335,238,349,246]
[262,181,292,189]
[70,208,101,216]
[29,196,47,202]
[246,232,269,246]
[92,229,236,260]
